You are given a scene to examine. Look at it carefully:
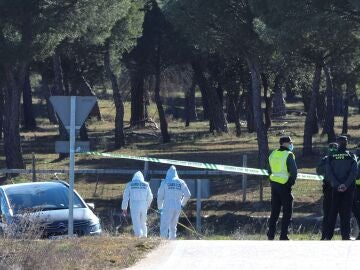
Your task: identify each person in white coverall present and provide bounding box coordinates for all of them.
[121,171,153,237]
[157,166,191,240]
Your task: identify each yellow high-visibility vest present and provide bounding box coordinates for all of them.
[269,150,293,184]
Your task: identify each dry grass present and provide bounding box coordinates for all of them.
[0,235,159,270]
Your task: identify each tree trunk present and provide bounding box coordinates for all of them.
[239,71,254,133]
[192,68,210,120]
[101,76,108,96]
[285,80,296,102]
[342,81,352,135]
[216,85,224,106]
[75,75,102,120]
[199,86,210,121]
[233,93,242,137]
[52,52,69,158]
[246,90,255,133]
[192,62,228,133]
[2,63,26,169]
[303,63,321,156]
[0,85,4,140]
[62,62,71,96]
[185,78,197,127]
[302,89,312,113]
[130,67,146,127]
[272,74,286,117]
[322,65,336,143]
[104,48,125,148]
[226,92,236,123]
[53,52,65,97]
[316,91,326,125]
[265,96,272,130]
[40,68,58,124]
[246,56,269,168]
[144,86,150,121]
[333,86,343,116]
[226,89,242,136]
[261,73,272,130]
[79,125,88,141]
[234,102,242,137]
[154,43,170,143]
[22,68,37,130]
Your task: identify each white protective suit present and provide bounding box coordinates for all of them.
[121,171,153,237]
[157,166,191,240]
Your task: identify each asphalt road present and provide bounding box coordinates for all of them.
[128,240,360,270]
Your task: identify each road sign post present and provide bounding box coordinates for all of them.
[196,179,202,232]
[68,96,76,237]
[49,96,96,237]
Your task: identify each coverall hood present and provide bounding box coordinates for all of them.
[165,166,179,181]
[132,171,145,182]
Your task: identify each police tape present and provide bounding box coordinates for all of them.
[85,152,324,181]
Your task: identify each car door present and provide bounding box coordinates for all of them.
[0,191,7,233]
[0,189,11,219]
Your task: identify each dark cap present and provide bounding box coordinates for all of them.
[336,136,348,143]
[328,142,338,149]
[279,136,292,144]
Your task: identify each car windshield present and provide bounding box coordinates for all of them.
[5,183,85,214]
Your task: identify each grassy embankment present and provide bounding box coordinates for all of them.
[0,235,159,269]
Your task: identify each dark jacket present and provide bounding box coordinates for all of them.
[317,156,330,183]
[269,146,298,186]
[355,150,360,181]
[326,149,357,189]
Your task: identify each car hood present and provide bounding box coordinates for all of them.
[14,208,99,224]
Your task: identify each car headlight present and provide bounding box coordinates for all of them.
[89,223,101,233]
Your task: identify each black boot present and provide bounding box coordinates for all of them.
[267,231,274,240]
[279,235,290,240]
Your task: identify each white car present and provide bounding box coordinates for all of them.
[0,181,101,238]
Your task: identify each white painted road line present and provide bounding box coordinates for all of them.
[128,240,360,270]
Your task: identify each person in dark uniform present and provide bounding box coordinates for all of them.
[326,136,358,240]
[316,143,338,240]
[267,136,298,240]
[352,145,360,240]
